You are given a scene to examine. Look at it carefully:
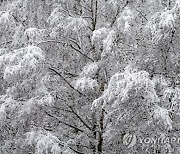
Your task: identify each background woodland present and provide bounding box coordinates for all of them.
[1,0,180,153]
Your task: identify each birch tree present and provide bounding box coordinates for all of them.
[1,0,180,154]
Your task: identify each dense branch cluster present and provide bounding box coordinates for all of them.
[1,0,180,154]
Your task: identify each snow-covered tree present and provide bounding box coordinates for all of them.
[1,0,180,154]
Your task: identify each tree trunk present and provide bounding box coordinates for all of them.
[97,109,104,154]
[90,112,97,154]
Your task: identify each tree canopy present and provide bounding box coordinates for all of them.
[1,0,180,154]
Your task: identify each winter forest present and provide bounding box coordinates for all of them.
[1,0,180,153]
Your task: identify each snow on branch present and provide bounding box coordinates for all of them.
[80,62,99,77]
[146,2,179,44]
[0,11,11,24]
[25,131,63,154]
[92,27,111,45]
[92,27,116,54]
[103,30,116,53]
[107,0,119,9]
[75,77,99,93]
[3,45,45,82]
[0,104,6,127]
[92,66,159,110]
[1,45,45,99]
[116,6,134,34]
[159,10,175,29]
[48,6,66,27]
[74,61,104,93]
[154,105,173,130]
[66,16,88,31]
[24,28,49,45]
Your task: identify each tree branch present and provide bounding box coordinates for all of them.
[82,16,94,21]
[0,40,12,47]
[69,37,81,49]
[67,104,92,131]
[37,40,66,46]
[11,14,27,27]
[133,3,148,21]
[64,72,78,77]
[37,39,94,61]
[111,1,129,27]
[81,5,92,12]
[69,44,94,61]
[49,67,86,97]
[68,146,85,154]
[111,7,120,27]
[94,0,98,27]
[44,110,84,133]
